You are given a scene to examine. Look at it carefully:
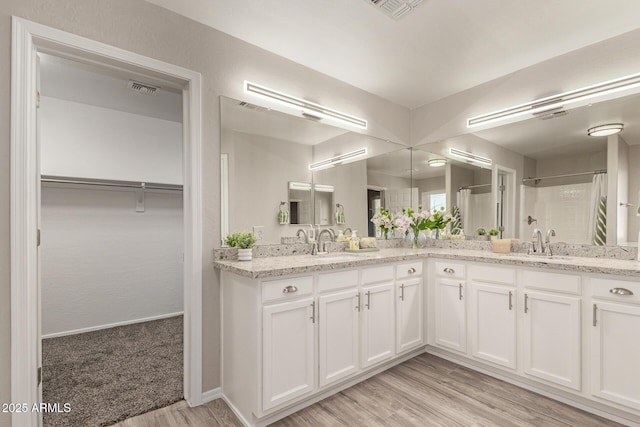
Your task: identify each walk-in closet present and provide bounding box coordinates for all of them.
[38,53,185,426]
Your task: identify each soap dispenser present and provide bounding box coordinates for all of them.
[349,230,360,250]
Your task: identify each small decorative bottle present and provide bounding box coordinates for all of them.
[349,230,360,250]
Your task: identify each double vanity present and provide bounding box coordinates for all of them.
[215,245,640,427]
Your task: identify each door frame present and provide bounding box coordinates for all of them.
[11,17,203,426]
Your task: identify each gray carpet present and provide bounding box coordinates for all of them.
[42,315,183,427]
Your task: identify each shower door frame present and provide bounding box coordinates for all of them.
[11,17,204,427]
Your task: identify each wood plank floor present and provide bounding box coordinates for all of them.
[116,353,625,427]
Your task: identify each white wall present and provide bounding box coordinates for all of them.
[224,130,313,245]
[40,93,184,336]
[40,96,183,184]
[521,183,592,245]
[629,145,640,243]
[41,186,183,337]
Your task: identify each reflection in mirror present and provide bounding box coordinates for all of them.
[313,184,334,226]
[220,95,410,245]
[412,145,492,237]
[312,143,412,239]
[458,89,639,246]
[493,165,516,239]
[288,182,312,225]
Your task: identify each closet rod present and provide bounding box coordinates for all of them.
[41,175,183,191]
[459,183,491,190]
[521,169,606,183]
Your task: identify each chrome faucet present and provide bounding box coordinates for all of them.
[530,229,544,254]
[296,228,309,243]
[317,229,335,253]
[545,229,556,256]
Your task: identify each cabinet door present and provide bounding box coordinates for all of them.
[434,277,467,353]
[396,278,424,354]
[361,282,395,368]
[318,289,359,388]
[591,302,640,410]
[469,282,516,369]
[522,291,581,390]
[262,298,315,411]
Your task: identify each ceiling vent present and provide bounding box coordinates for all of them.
[368,0,424,20]
[127,80,159,95]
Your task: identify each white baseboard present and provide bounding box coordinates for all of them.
[221,394,252,427]
[42,311,184,339]
[201,387,222,404]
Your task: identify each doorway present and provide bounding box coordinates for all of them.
[38,52,185,426]
[11,18,203,427]
[367,188,384,237]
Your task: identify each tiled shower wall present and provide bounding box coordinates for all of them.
[521,183,592,244]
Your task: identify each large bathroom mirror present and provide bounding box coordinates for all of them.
[424,89,640,246]
[220,96,410,245]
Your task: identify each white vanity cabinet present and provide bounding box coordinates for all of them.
[262,297,316,410]
[395,261,424,354]
[431,261,467,353]
[317,270,359,388]
[359,264,397,368]
[221,258,426,426]
[521,270,582,391]
[589,277,640,411]
[467,265,517,369]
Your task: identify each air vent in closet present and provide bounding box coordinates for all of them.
[127,80,159,95]
[368,0,424,20]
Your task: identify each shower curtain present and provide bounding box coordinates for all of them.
[457,189,471,234]
[588,173,607,245]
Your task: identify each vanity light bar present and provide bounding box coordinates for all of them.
[244,81,368,129]
[448,147,492,166]
[289,182,312,191]
[313,184,334,192]
[467,72,640,128]
[309,148,368,170]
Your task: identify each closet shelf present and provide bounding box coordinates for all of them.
[41,175,183,191]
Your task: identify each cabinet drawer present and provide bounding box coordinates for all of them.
[591,278,640,305]
[433,261,465,279]
[521,270,581,295]
[468,264,515,286]
[262,276,313,303]
[318,270,358,293]
[361,265,394,285]
[396,261,423,279]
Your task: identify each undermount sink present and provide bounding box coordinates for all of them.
[314,254,359,263]
[505,253,574,261]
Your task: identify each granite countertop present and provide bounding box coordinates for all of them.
[213,248,640,279]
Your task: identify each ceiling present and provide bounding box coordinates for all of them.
[146,0,640,108]
[38,53,183,122]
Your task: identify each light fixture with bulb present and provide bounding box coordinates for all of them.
[308,148,368,170]
[587,123,624,137]
[448,147,492,166]
[467,72,640,128]
[244,81,367,129]
[427,158,447,167]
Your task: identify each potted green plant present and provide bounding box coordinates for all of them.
[226,232,257,261]
[488,228,500,240]
[476,227,489,241]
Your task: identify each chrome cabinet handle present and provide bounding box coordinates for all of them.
[366,291,371,310]
[400,283,405,301]
[310,301,315,323]
[355,293,361,312]
[408,267,417,274]
[282,285,298,294]
[458,283,463,300]
[524,293,529,314]
[508,291,513,311]
[593,303,597,327]
[444,268,455,274]
[610,288,634,296]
